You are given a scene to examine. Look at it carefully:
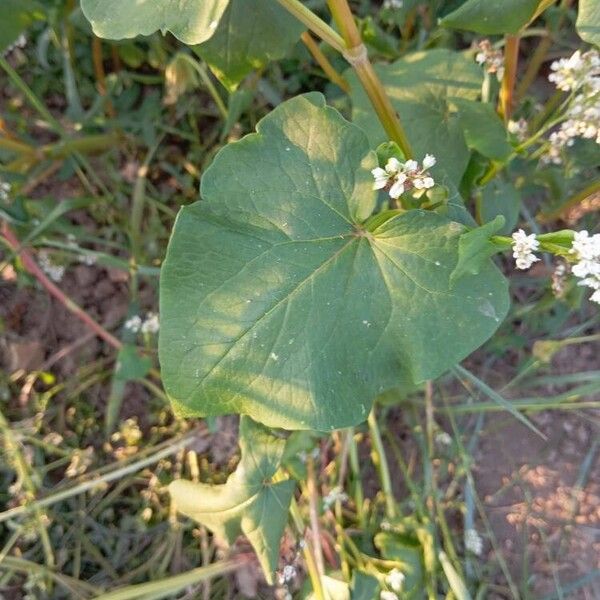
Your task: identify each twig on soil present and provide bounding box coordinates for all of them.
[1,223,122,350]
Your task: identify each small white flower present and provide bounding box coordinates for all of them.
[278,564,297,585]
[370,154,436,201]
[372,167,389,190]
[141,312,160,334]
[465,528,483,556]
[507,119,528,142]
[511,229,540,270]
[404,159,418,173]
[380,591,399,600]
[474,40,504,81]
[435,431,452,446]
[383,0,403,8]
[323,486,349,509]
[38,250,65,282]
[0,180,11,201]
[385,569,405,593]
[389,173,406,199]
[543,50,600,164]
[422,154,436,169]
[385,157,402,174]
[124,315,142,333]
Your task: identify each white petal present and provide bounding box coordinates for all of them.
[389,179,404,199]
[404,159,418,172]
[385,157,401,174]
[422,154,436,169]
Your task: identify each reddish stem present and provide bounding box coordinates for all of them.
[1,223,122,350]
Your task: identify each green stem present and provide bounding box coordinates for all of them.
[179,54,227,119]
[94,559,244,600]
[301,31,350,93]
[0,55,62,132]
[326,0,362,47]
[0,136,37,155]
[347,429,365,527]
[0,409,55,572]
[326,0,413,157]
[43,133,121,159]
[539,178,600,222]
[367,408,397,519]
[275,0,345,53]
[289,499,328,600]
[0,432,196,524]
[277,0,413,157]
[306,455,326,578]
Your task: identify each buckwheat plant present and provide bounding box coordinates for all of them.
[75,0,600,595]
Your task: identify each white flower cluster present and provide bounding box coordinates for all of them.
[372,155,436,200]
[511,229,540,270]
[0,180,11,202]
[383,0,403,8]
[507,118,528,142]
[323,486,349,510]
[475,39,504,81]
[544,50,600,165]
[548,50,600,92]
[38,250,65,282]
[465,528,483,556]
[570,230,600,304]
[278,564,297,585]
[124,312,160,334]
[435,431,452,446]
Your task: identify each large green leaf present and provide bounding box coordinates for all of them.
[577,0,600,46]
[80,0,229,44]
[193,0,304,91]
[441,0,542,34]
[159,93,509,431]
[478,178,521,234]
[348,50,482,187]
[169,416,295,583]
[452,98,511,162]
[0,0,43,52]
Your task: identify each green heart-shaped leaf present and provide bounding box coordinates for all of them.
[80,0,229,45]
[577,0,600,47]
[452,98,511,162]
[193,0,304,91]
[169,416,295,584]
[159,93,509,431]
[441,0,542,34]
[348,50,482,187]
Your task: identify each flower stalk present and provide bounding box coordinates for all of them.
[277,0,413,158]
[498,34,520,122]
[275,0,345,53]
[301,31,350,93]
